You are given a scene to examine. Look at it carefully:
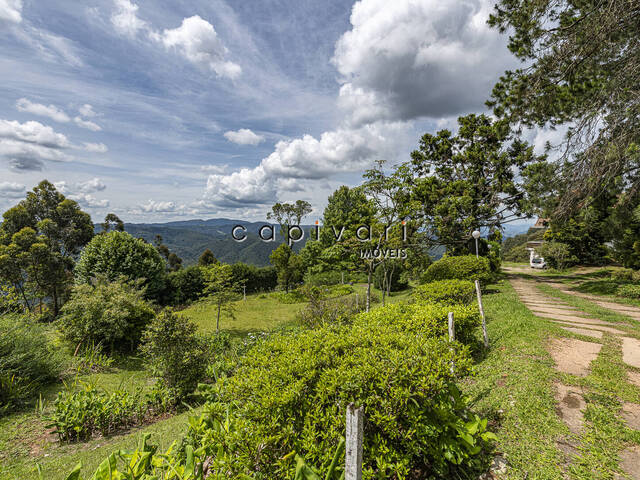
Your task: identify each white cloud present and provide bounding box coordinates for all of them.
[77,177,107,193]
[138,199,184,213]
[224,128,264,146]
[83,142,108,153]
[16,98,70,123]
[0,181,25,198]
[157,16,241,79]
[111,0,147,38]
[203,165,276,207]
[0,0,22,23]
[332,0,513,125]
[69,193,110,208]
[54,179,109,207]
[74,116,102,131]
[203,122,408,207]
[0,119,70,148]
[78,104,97,118]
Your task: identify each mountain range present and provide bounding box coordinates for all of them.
[113,218,535,266]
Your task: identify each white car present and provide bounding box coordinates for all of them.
[530,257,547,269]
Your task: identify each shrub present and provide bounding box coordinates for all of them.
[47,382,147,442]
[297,292,363,329]
[538,241,578,270]
[374,263,409,292]
[617,284,640,299]
[197,302,487,479]
[421,255,492,285]
[611,268,634,283]
[59,278,155,353]
[271,289,308,304]
[413,279,476,306]
[140,310,213,398]
[75,231,166,300]
[231,263,278,293]
[0,315,63,413]
[162,265,206,305]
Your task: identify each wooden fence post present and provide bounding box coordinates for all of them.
[475,280,489,348]
[346,403,363,480]
[355,293,359,309]
[448,311,455,374]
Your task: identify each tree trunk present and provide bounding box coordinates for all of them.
[52,286,59,318]
[366,267,372,313]
[216,302,222,332]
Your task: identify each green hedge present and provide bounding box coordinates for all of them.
[187,300,485,479]
[421,255,492,285]
[412,279,476,306]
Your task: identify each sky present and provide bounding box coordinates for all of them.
[0,0,558,223]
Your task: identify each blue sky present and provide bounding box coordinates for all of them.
[0,0,554,223]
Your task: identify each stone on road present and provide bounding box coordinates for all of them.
[548,337,602,376]
[622,337,640,368]
[554,383,586,434]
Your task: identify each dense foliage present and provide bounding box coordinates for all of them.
[421,255,492,285]
[59,278,155,353]
[413,279,476,306]
[488,0,640,217]
[0,181,94,316]
[0,315,62,413]
[48,383,148,442]
[162,265,206,305]
[185,300,484,479]
[140,310,214,398]
[75,231,166,300]
[230,262,278,293]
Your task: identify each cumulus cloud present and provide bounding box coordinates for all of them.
[203,165,276,207]
[78,104,97,118]
[0,119,73,170]
[83,142,108,153]
[111,0,147,37]
[69,193,110,208]
[0,119,70,147]
[223,129,264,146]
[332,0,514,125]
[203,122,407,207]
[74,116,101,131]
[54,178,109,207]
[139,199,183,213]
[77,177,107,193]
[16,98,70,123]
[156,16,241,79]
[0,0,22,23]
[0,181,26,198]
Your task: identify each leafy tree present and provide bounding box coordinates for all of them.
[403,114,546,253]
[267,200,312,244]
[202,264,240,332]
[0,181,94,316]
[230,262,277,293]
[59,277,155,353]
[487,0,640,217]
[75,231,166,300]
[269,243,303,293]
[161,265,206,306]
[198,248,218,266]
[101,213,125,233]
[154,235,182,272]
[538,242,578,270]
[140,310,212,397]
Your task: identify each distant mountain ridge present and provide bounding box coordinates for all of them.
[102,218,535,267]
[111,218,308,266]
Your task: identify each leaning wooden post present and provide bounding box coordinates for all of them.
[355,293,359,309]
[475,280,489,348]
[448,311,455,374]
[346,403,363,480]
